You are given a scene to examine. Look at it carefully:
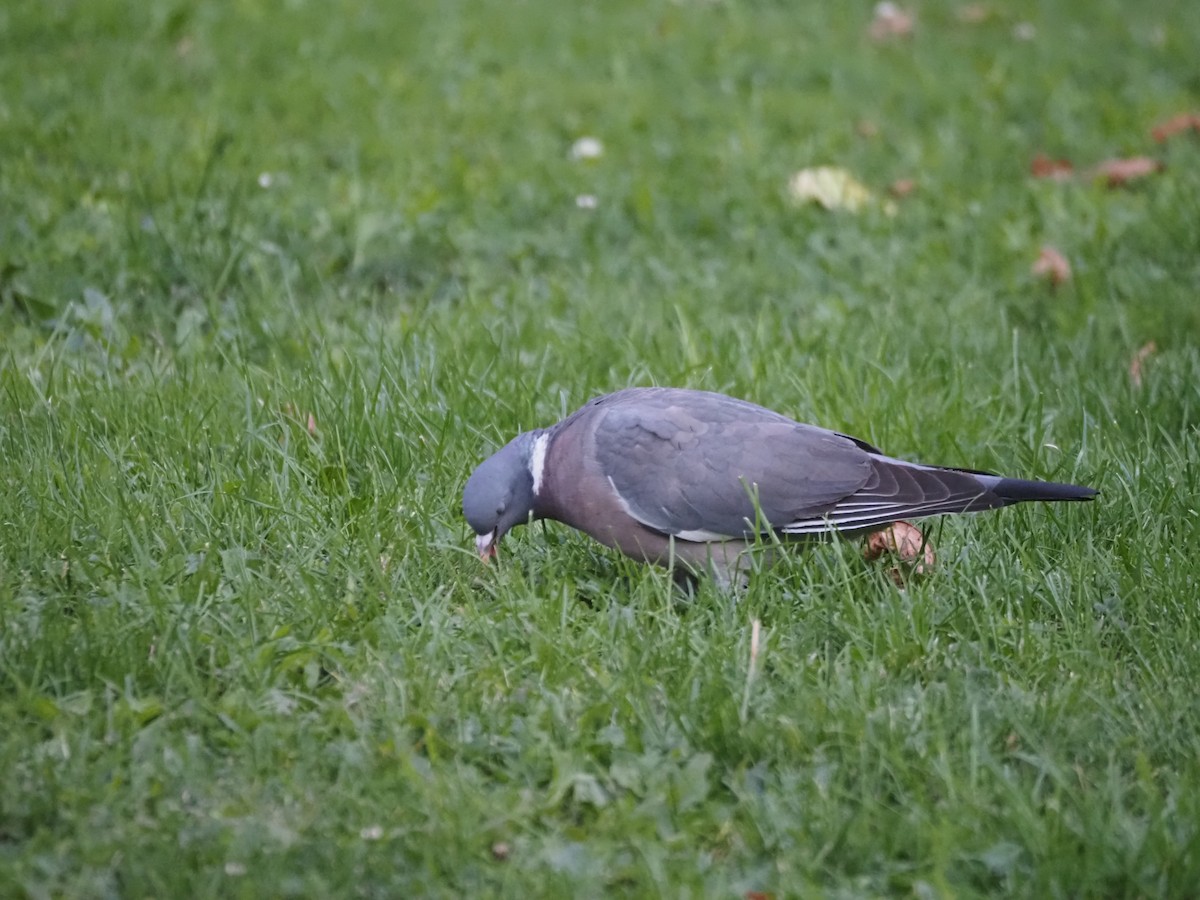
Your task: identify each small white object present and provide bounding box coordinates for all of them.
[575,194,598,209]
[569,137,604,160]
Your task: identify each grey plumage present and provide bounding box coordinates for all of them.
[462,387,1096,576]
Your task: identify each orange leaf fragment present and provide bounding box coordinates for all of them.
[956,3,991,24]
[1030,153,1075,180]
[1151,112,1200,143]
[868,2,915,42]
[1032,245,1072,287]
[864,522,936,585]
[856,119,881,139]
[1088,156,1164,187]
[1129,341,1157,388]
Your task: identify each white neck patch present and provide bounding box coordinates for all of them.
[529,433,550,497]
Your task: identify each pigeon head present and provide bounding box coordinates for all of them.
[462,431,541,559]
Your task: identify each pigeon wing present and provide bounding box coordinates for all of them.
[591,391,873,540]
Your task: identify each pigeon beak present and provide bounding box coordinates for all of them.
[476,529,498,561]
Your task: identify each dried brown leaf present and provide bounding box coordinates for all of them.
[956,3,991,24]
[491,841,512,861]
[1129,341,1158,388]
[856,118,881,139]
[868,2,915,42]
[1032,245,1072,287]
[1151,112,1200,143]
[1030,153,1075,180]
[1088,156,1164,187]
[864,522,936,585]
[888,178,917,198]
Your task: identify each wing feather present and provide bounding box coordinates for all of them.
[780,459,1006,534]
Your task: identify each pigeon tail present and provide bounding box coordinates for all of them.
[986,477,1097,504]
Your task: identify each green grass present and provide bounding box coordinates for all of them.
[3,0,1200,895]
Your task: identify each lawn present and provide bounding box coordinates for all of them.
[3,0,1200,896]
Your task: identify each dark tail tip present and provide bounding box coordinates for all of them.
[992,478,1098,503]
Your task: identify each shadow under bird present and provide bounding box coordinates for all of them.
[462,387,1096,579]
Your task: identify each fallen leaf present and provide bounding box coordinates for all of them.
[1151,112,1200,143]
[1087,156,1164,187]
[1030,153,1075,180]
[864,522,936,584]
[787,167,875,213]
[491,840,511,861]
[279,404,320,441]
[1129,341,1157,388]
[956,3,991,24]
[1032,245,1072,287]
[868,2,914,41]
[855,119,881,139]
[888,178,917,198]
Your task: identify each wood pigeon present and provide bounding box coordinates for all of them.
[462,387,1096,578]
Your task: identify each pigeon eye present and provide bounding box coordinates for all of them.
[495,504,505,517]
